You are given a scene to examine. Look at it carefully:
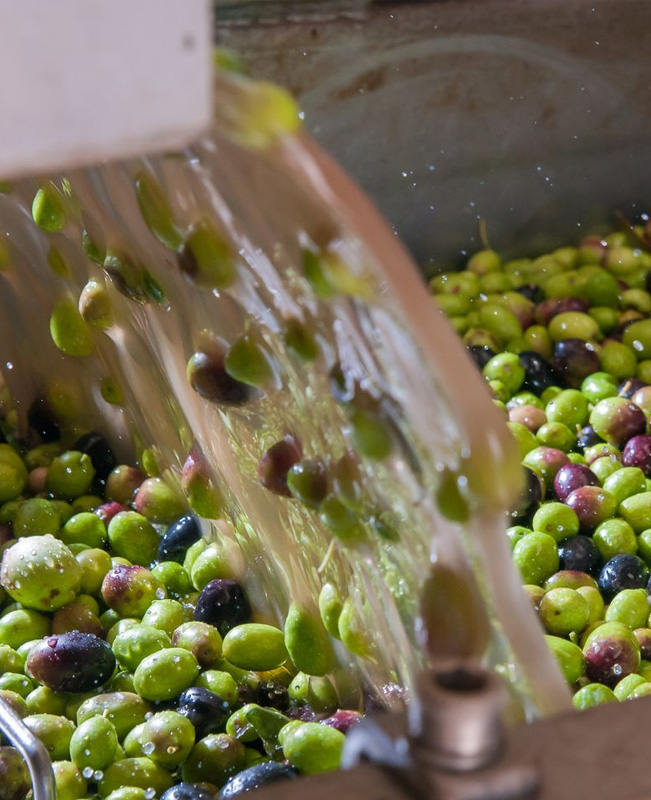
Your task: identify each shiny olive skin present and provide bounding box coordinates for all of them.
[219,762,297,798]
[26,632,115,692]
[193,579,252,636]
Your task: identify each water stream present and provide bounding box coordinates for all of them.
[0,65,570,721]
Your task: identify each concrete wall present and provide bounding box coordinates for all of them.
[218,0,651,272]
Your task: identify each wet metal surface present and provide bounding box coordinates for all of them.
[218,0,651,271]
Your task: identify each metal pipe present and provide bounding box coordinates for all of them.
[0,698,56,800]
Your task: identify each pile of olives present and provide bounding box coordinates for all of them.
[432,216,651,708]
[0,429,361,800]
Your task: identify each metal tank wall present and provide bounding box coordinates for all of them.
[216,0,651,273]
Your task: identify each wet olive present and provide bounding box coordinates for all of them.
[26,632,115,692]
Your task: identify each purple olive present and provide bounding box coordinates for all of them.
[600,554,649,601]
[258,435,303,497]
[158,515,202,564]
[622,435,651,475]
[558,536,601,576]
[187,350,250,406]
[590,397,647,447]
[101,565,165,618]
[522,447,569,490]
[576,424,603,452]
[565,486,617,531]
[535,298,589,326]
[322,710,362,733]
[583,622,640,686]
[518,352,558,396]
[95,501,128,526]
[553,464,599,501]
[634,628,651,660]
[193,579,251,636]
[176,687,229,739]
[26,632,115,691]
[552,339,600,388]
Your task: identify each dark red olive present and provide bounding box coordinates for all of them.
[565,486,617,531]
[552,339,600,388]
[535,298,589,326]
[187,350,250,406]
[553,464,599,501]
[322,709,362,733]
[258,435,303,497]
[94,501,128,525]
[622,435,651,475]
[26,632,115,691]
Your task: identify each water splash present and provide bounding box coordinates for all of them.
[0,65,568,716]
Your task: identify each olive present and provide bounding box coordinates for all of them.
[158,516,202,564]
[176,687,230,739]
[26,632,115,692]
[194,579,251,637]
[187,351,250,406]
[161,784,214,800]
[258,436,303,497]
[219,762,297,798]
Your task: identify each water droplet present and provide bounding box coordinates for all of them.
[94,771,104,781]
[142,742,155,755]
[82,767,94,779]
[145,789,156,799]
